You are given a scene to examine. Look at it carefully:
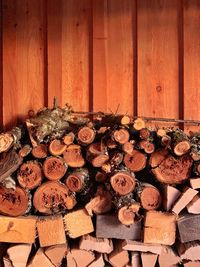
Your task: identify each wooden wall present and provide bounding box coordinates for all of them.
[1,0,200,130]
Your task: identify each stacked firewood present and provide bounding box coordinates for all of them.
[0,103,200,267]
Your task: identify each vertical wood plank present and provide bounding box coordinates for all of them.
[93,0,135,115]
[137,0,179,123]
[184,0,200,132]
[48,0,91,111]
[3,0,45,128]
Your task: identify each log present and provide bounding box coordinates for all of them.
[190,178,200,189]
[28,248,54,267]
[43,157,67,181]
[37,215,66,247]
[110,171,136,196]
[96,214,141,240]
[44,244,68,267]
[33,181,76,214]
[7,244,32,267]
[144,211,176,245]
[177,241,200,261]
[63,144,85,167]
[162,185,181,211]
[113,128,130,144]
[87,142,109,167]
[0,186,29,216]
[172,131,191,156]
[133,118,145,130]
[187,195,200,214]
[124,150,147,172]
[88,253,105,267]
[172,187,198,215]
[139,140,155,154]
[141,253,158,267]
[17,161,43,189]
[95,172,107,182]
[78,126,96,145]
[79,235,113,253]
[18,144,32,158]
[32,144,48,159]
[63,132,75,146]
[138,183,161,211]
[64,208,94,238]
[150,149,193,184]
[117,202,140,225]
[122,240,163,255]
[122,141,134,155]
[161,135,171,148]
[0,216,36,243]
[65,168,89,192]
[158,246,181,267]
[140,128,151,140]
[177,214,200,242]
[48,139,67,156]
[67,248,95,267]
[0,127,21,153]
[108,240,129,267]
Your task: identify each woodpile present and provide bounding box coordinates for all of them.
[0,103,199,266]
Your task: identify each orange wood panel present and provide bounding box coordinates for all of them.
[184,0,200,132]
[93,0,135,115]
[137,0,179,122]
[2,0,45,128]
[48,0,91,111]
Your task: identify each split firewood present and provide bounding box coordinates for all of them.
[122,141,134,155]
[0,216,37,243]
[43,157,67,181]
[28,248,54,267]
[96,214,141,240]
[122,240,163,255]
[150,149,193,184]
[64,208,94,238]
[49,139,67,156]
[110,171,136,196]
[141,252,158,267]
[65,168,89,193]
[187,195,200,214]
[171,130,191,156]
[66,247,95,267]
[0,127,21,153]
[33,181,76,214]
[113,128,130,144]
[63,132,75,146]
[190,178,200,189]
[184,261,200,267]
[0,186,29,216]
[177,214,200,243]
[85,186,113,215]
[88,253,105,267]
[133,118,145,130]
[144,211,176,245]
[124,150,147,172]
[137,183,161,211]
[3,257,13,267]
[32,144,48,158]
[87,142,109,167]
[63,144,85,167]
[130,251,141,267]
[139,140,155,154]
[78,126,96,145]
[158,246,181,267]
[7,244,32,267]
[18,144,32,158]
[17,161,43,189]
[172,187,198,215]
[79,235,113,254]
[177,241,200,261]
[37,215,66,247]
[108,240,129,267]
[44,244,68,267]
[162,185,181,211]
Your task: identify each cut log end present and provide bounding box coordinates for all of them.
[110,172,136,196]
[92,155,109,167]
[113,129,130,144]
[124,150,147,172]
[0,133,14,153]
[43,157,67,181]
[63,145,85,168]
[118,204,140,226]
[122,142,134,155]
[32,144,48,159]
[78,127,96,145]
[139,140,155,154]
[65,169,89,192]
[174,140,191,156]
[49,139,67,156]
[63,132,75,146]
[140,128,151,140]
[133,118,145,130]
[18,145,32,158]
[140,187,161,211]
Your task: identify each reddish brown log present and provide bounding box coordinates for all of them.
[95,172,107,182]
[49,139,67,156]
[43,157,67,181]
[63,145,85,168]
[118,202,140,226]
[17,161,43,189]
[140,128,151,140]
[87,143,109,168]
[78,126,96,145]
[0,186,29,216]
[138,183,161,211]
[110,171,136,196]
[33,181,76,214]
[65,168,89,192]
[122,142,134,155]
[113,129,130,144]
[18,145,32,158]
[124,150,147,172]
[32,144,48,159]
[139,140,155,154]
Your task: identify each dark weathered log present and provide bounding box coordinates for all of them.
[113,128,130,145]
[110,171,136,196]
[49,139,67,156]
[33,181,76,214]
[78,126,96,145]
[43,157,67,181]
[124,150,147,172]
[32,144,48,159]
[63,144,85,168]
[65,168,89,192]
[0,186,29,216]
[17,161,43,189]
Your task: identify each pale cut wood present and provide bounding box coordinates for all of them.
[3,0,45,128]
[93,0,134,114]
[44,244,68,267]
[79,235,113,253]
[144,211,176,245]
[28,248,54,267]
[122,240,163,255]
[190,178,200,189]
[64,209,94,238]
[0,216,36,243]
[172,187,198,214]
[177,214,200,242]
[7,244,32,267]
[162,185,181,211]
[158,246,181,267]
[108,240,129,267]
[184,262,200,267]
[130,251,141,267]
[187,195,200,214]
[3,257,13,267]
[177,241,200,261]
[141,252,158,267]
[37,216,66,247]
[88,254,105,267]
[67,248,95,267]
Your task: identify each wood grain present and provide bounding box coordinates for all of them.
[2,0,45,128]
[93,0,135,115]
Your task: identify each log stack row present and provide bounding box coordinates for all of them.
[0,104,199,266]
